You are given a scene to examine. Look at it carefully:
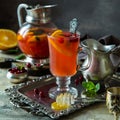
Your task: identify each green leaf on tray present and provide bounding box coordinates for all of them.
[95,83,100,92]
[82,81,100,97]
[82,81,95,91]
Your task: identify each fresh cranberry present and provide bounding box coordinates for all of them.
[79,75,83,83]
[26,63,32,68]
[39,91,45,98]
[58,37,64,43]
[9,68,14,73]
[15,70,21,74]
[34,88,39,95]
[9,66,27,74]
[69,36,78,42]
[75,75,83,86]
[35,63,41,67]
[75,78,80,86]
[12,67,18,72]
[9,67,17,73]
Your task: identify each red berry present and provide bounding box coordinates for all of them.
[69,36,78,42]
[26,63,32,68]
[39,91,45,98]
[9,68,14,73]
[75,75,83,86]
[35,63,41,67]
[16,70,21,74]
[75,78,80,86]
[34,88,39,95]
[58,37,64,43]
[79,75,83,83]
[9,66,27,74]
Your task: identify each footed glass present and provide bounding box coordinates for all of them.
[48,30,80,99]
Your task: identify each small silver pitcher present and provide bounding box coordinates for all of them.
[80,39,120,81]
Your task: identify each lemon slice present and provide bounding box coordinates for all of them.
[0,29,17,50]
[51,102,70,111]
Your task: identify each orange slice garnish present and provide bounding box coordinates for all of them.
[0,29,17,50]
[28,34,47,43]
[17,34,24,41]
[51,29,63,37]
[49,30,75,56]
[48,36,73,56]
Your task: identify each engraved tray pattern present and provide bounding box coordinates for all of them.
[5,74,95,119]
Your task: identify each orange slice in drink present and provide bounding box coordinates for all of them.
[17,34,24,41]
[28,34,47,43]
[51,29,63,37]
[48,37,73,56]
[0,29,17,50]
[49,30,73,56]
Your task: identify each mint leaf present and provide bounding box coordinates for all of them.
[82,81,95,91]
[95,83,100,92]
[82,81,101,98]
[85,90,96,97]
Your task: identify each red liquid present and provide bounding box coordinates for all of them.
[48,31,80,77]
[17,27,55,59]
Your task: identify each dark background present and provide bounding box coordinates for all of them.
[1,0,120,39]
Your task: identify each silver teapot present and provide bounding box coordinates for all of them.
[17,3,57,64]
[80,39,120,81]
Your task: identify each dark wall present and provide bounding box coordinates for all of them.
[1,0,120,39]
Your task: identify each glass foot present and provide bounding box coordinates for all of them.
[49,86,78,99]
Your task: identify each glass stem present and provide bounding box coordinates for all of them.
[56,76,71,92]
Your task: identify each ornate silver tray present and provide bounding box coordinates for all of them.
[5,74,101,119]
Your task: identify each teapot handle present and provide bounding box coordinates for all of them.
[78,47,92,71]
[17,3,28,27]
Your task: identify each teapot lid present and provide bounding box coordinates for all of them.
[26,4,57,9]
[26,4,57,24]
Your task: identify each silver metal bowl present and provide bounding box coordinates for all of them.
[7,70,28,84]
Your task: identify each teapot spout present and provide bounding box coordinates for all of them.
[110,45,120,69]
[104,44,116,53]
[81,39,115,52]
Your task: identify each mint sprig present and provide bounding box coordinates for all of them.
[82,81,100,97]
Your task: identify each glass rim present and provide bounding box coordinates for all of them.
[48,30,81,37]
